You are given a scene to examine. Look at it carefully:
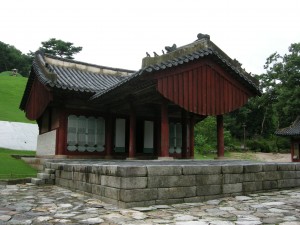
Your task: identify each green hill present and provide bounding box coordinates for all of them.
[0,71,34,123]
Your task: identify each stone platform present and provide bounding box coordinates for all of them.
[43,159,300,208]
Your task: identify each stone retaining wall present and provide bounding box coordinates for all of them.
[45,161,300,208]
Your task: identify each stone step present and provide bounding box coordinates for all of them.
[37,173,50,180]
[21,157,47,171]
[31,178,45,185]
[44,168,56,174]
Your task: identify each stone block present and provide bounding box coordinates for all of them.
[31,178,45,185]
[116,166,148,177]
[63,164,73,172]
[197,185,221,196]
[243,173,255,182]
[254,172,265,181]
[88,173,99,184]
[37,173,50,180]
[184,196,206,203]
[183,165,221,175]
[102,165,119,176]
[278,179,296,188]
[244,164,263,173]
[223,174,243,184]
[196,174,222,185]
[75,181,92,193]
[119,189,158,202]
[243,182,262,192]
[296,171,300,178]
[120,177,147,189]
[73,165,92,173]
[60,171,73,180]
[148,175,196,188]
[44,161,52,168]
[277,163,295,171]
[44,168,56,174]
[223,183,242,194]
[91,185,102,195]
[263,171,280,181]
[158,186,196,199]
[262,180,278,190]
[295,164,300,171]
[155,198,184,205]
[91,166,103,174]
[263,164,278,171]
[280,171,296,179]
[147,166,182,176]
[51,163,65,170]
[102,186,120,200]
[101,176,121,188]
[222,165,243,174]
[99,196,119,206]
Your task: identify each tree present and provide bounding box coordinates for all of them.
[263,43,300,127]
[0,41,31,76]
[40,38,82,59]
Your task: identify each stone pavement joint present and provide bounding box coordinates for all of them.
[0,184,299,224]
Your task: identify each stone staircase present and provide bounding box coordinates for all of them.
[21,157,48,171]
[31,168,56,185]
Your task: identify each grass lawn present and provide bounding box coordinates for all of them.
[0,148,37,179]
[194,151,258,161]
[194,151,231,160]
[0,71,34,123]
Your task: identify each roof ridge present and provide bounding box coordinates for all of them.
[42,52,136,74]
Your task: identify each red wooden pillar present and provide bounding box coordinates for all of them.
[105,115,113,158]
[56,110,67,156]
[160,99,170,158]
[189,115,195,159]
[128,104,136,159]
[181,111,188,159]
[217,115,225,158]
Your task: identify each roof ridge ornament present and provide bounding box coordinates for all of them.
[197,33,210,41]
[165,44,177,53]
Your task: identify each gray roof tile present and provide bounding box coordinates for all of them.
[275,117,300,136]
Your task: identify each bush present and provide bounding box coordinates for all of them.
[246,139,270,152]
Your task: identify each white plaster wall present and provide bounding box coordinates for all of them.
[115,118,125,151]
[144,121,154,149]
[0,121,38,150]
[36,130,56,156]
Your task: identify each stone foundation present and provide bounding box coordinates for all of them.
[44,160,300,208]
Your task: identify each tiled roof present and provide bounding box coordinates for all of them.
[91,39,261,100]
[275,117,300,136]
[34,53,135,92]
[20,52,135,110]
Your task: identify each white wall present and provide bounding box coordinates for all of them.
[36,130,56,156]
[0,121,38,151]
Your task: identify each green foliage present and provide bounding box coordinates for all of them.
[0,73,34,123]
[224,42,300,153]
[0,148,37,179]
[0,41,31,76]
[194,116,234,154]
[40,38,82,59]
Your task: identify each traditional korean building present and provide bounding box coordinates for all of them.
[20,34,260,159]
[275,117,300,162]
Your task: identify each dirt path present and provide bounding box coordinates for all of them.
[230,152,291,162]
[253,152,291,162]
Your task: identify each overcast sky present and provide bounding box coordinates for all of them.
[1,0,299,74]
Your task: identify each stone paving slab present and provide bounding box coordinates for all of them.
[0,184,299,224]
